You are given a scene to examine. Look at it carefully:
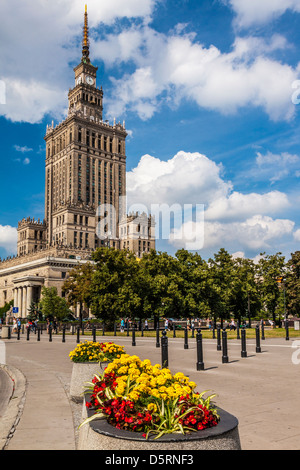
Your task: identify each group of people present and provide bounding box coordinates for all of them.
[119,318,149,333]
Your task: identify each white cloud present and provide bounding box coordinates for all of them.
[127,151,231,207]
[227,0,300,28]
[205,190,290,221]
[14,145,33,153]
[101,28,299,122]
[127,150,296,255]
[255,151,300,183]
[294,229,300,242]
[0,225,18,255]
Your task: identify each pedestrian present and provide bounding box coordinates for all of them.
[120,318,125,333]
[144,319,148,330]
[12,317,17,333]
[164,318,169,331]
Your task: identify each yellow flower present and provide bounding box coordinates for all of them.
[147,403,157,413]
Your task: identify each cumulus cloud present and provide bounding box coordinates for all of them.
[0,225,18,255]
[227,0,300,29]
[126,151,296,254]
[100,27,299,122]
[294,229,300,242]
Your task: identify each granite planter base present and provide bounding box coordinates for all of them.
[78,395,241,450]
[70,362,110,403]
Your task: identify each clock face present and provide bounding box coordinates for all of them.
[86,76,94,85]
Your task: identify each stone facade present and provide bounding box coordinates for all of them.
[0,7,155,316]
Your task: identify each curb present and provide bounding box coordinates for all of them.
[0,365,27,450]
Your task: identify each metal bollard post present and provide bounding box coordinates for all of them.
[37,328,41,342]
[217,326,221,351]
[77,326,80,343]
[184,326,189,349]
[196,329,205,371]
[49,325,52,342]
[127,323,129,337]
[156,326,160,348]
[192,326,195,338]
[161,330,168,368]
[141,325,144,337]
[114,322,117,336]
[241,328,247,357]
[17,328,20,340]
[132,326,136,346]
[285,319,289,341]
[222,329,229,363]
[261,321,265,340]
[102,323,105,336]
[8,326,11,340]
[173,324,176,338]
[62,325,66,343]
[92,325,96,342]
[27,328,30,341]
[212,324,216,339]
[237,321,240,340]
[255,324,261,353]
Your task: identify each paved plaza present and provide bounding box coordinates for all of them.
[1,330,300,451]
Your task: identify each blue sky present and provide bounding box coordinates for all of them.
[0,0,299,261]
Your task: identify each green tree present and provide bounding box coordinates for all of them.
[257,252,286,323]
[90,247,142,328]
[62,262,94,326]
[286,251,300,316]
[39,287,72,321]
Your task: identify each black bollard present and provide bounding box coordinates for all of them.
[37,328,41,342]
[184,326,189,349]
[285,319,289,341]
[76,326,80,343]
[192,326,195,338]
[62,325,66,343]
[102,324,105,336]
[212,324,216,339]
[7,326,11,340]
[161,330,168,368]
[255,324,261,353]
[156,326,160,348]
[141,325,144,337]
[49,325,52,342]
[241,328,247,358]
[127,323,129,337]
[217,326,221,351]
[196,329,205,371]
[222,329,229,363]
[27,327,30,341]
[114,322,117,337]
[261,321,265,340]
[173,323,176,338]
[17,328,20,340]
[132,326,136,346]
[92,325,96,342]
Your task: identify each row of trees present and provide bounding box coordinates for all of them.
[58,247,300,328]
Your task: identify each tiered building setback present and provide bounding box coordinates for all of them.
[0,6,155,318]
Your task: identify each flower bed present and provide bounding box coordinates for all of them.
[69,341,125,363]
[81,353,220,439]
[69,341,126,403]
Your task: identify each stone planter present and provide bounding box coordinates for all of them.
[70,362,110,403]
[78,394,241,450]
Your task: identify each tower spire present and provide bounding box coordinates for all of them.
[82,4,90,64]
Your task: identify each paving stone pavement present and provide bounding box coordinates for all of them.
[1,330,300,451]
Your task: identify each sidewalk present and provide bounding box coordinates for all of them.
[1,331,300,450]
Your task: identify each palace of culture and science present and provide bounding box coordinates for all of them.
[0,6,155,317]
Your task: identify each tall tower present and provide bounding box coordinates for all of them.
[44,5,127,250]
